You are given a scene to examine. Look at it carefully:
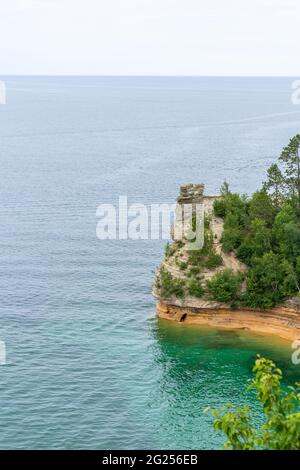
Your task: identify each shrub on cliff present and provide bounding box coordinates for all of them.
[165,242,171,259]
[205,252,223,269]
[206,269,243,303]
[207,356,300,450]
[187,279,205,298]
[220,194,248,251]
[248,189,276,226]
[156,267,185,299]
[236,218,272,266]
[245,252,298,309]
[213,198,226,217]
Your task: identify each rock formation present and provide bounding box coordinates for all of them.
[153,184,300,342]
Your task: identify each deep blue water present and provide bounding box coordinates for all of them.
[0,76,300,449]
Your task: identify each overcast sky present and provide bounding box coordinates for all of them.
[0,0,299,76]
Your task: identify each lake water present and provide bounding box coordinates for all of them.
[0,76,300,449]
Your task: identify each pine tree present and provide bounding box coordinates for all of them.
[263,163,284,206]
[279,134,300,205]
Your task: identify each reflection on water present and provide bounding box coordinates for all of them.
[150,318,300,449]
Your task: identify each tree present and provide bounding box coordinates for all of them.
[156,267,185,299]
[213,198,226,218]
[249,190,276,226]
[207,356,300,450]
[220,180,230,196]
[272,204,300,262]
[263,163,284,206]
[206,269,243,304]
[279,134,300,206]
[187,278,205,298]
[236,218,271,265]
[245,252,297,308]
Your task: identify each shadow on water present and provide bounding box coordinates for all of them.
[147,317,300,449]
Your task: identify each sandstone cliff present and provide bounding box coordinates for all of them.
[153,184,300,341]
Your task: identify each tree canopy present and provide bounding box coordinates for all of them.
[213,134,300,308]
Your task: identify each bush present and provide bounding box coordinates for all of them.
[236,219,271,265]
[156,267,185,299]
[213,198,226,218]
[249,190,276,226]
[178,261,188,271]
[208,356,300,450]
[188,266,201,277]
[245,252,298,309]
[221,226,241,252]
[205,252,223,269]
[236,241,254,265]
[187,279,205,298]
[188,249,204,266]
[206,269,243,303]
[165,242,171,259]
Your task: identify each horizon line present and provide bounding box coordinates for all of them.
[0,74,299,78]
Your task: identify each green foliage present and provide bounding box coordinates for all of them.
[249,190,276,226]
[205,252,223,269]
[174,240,185,250]
[187,219,215,268]
[218,192,249,252]
[208,356,300,450]
[187,266,201,277]
[188,249,204,266]
[220,180,230,196]
[159,136,300,309]
[214,138,300,307]
[213,198,226,218]
[202,224,214,254]
[279,134,300,204]
[236,218,272,266]
[187,278,205,298]
[221,228,241,252]
[296,256,300,281]
[263,163,284,206]
[235,241,254,265]
[272,204,300,262]
[165,242,171,259]
[245,252,297,309]
[178,261,188,271]
[156,267,185,299]
[206,269,243,303]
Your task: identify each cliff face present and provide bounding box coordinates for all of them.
[154,183,247,306]
[156,300,300,341]
[153,184,300,341]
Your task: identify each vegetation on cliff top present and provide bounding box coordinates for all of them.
[216,134,300,308]
[155,135,300,309]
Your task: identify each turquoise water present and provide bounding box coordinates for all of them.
[0,77,300,449]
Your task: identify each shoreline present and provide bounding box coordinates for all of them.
[156,300,300,342]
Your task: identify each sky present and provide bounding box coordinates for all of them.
[0,0,299,76]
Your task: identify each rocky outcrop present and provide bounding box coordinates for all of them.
[153,183,300,341]
[156,300,300,342]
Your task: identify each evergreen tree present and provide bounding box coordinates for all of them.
[279,134,300,205]
[263,163,284,206]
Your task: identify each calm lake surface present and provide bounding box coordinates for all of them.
[0,76,300,449]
